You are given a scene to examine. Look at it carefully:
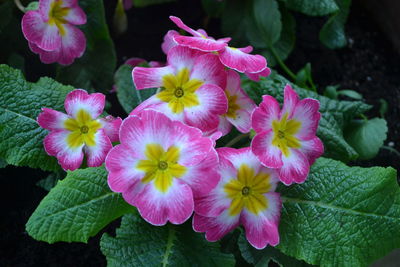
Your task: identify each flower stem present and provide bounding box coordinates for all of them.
[270,46,297,81]
[14,0,25,13]
[225,133,250,147]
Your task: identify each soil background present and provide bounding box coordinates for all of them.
[1,0,399,266]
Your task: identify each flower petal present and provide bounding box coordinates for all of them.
[251,95,280,133]
[64,89,105,119]
[37,108,69,130]
[167,45,204,73]
[132,65,174,90]
[169,16,202,37]
[300,137,324,165]
[57,24,86,65]
[190,53,227,89]
[62,3,87,25]
[251,130,283,168]
[281,84,299,117]
[84,129,112,167]
[292,98,321,140]
[100,115,122,143]
[161,30,179,54]
[279,149,310,185]
[245,67,271,81]
[174,35,227,52]
[193,211,240,242]
[219,46,267,73]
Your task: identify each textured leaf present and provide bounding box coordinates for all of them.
[277,157,400,267]
[253,0,282,46]
[242,72,371,162]
[26,166,132,243]
[285,0,339,16]
[115,64,157,114]
[56,0,116,92]
[36,171,64,191]
[238,233,313,267]
[101,213,235,267]
[221,0,252,47]
[319,0,351,49]
[0,64,73,171]
[345,118,388,160]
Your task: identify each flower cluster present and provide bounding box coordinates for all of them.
[22,0,87,65]
[38,16,323,250]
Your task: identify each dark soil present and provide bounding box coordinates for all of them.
[1,0,399,266]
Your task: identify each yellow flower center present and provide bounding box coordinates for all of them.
[157,68,202,114]
[48,0,70,36]
[137,144,187,193]
[224,164,272,216]
[64,109,102,148]
[271,113,301,157]
[225,90,240,119]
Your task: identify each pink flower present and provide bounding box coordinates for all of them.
[106,110,220,225]
[161,30,179,54]
[251,84,324,185]
[37,89,122,171]
[193,147,281,250]
[169,16,269,75]
[131,45,228,132]
[217,70,257,135]
[22,0,87,65]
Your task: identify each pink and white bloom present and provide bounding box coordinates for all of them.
[251,84,324,185]
[161,30,179,54]
[131,45,228,132]
[193,147,281,250]
[217,70,257,135]
[169,16,268,75]
[38,89,122,171]
[22,0,86,65]
[106,110,220,225]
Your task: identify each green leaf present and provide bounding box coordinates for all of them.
[285,0,339,16]
[238,233,313,267]
[221,0,252,47]
[36,171,65,191]
[337,89,363,100]
[253,0,282,46]
[133,0,175,7]
[319,0,351,49]
[278,157,400,267]
[56,0,116,92]
[0,64,73,171]
[0,158,7,168]
[115,64,157,114]
[26,166,132,243]
[101,213,235,267]
[345,118,388,160]
[242,72,371,161]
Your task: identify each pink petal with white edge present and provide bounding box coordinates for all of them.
[174,35,227,52]
[191,53,227,89]
[279,149,310,185]
[100,115,122,143]
[84,129,112,167]
[251,95,280,133]
[43,130,84,171]
[128,179,194,225]
[37,108,69,130]
[64,89,105,119]
[161,30,179,54]
[125,57,146,67]
[184,84,228,132]
[132,65,174,90]
[180,149,220,197]
[22,11,61,51]
[62,3,87,25]
[167,45,204,73]
[241,192,281,249]
[300,137,324,165]
[293,98,321,140]
[169,16,202,37]
[219,46,267,73]
[245,67,271,81]
[193,211,240,242]
[281,84,299,117]
[38,0,52,20]
[28,42,60,64]
[57,24,86,65]
[217,116,232,136]
[251,130,283,169]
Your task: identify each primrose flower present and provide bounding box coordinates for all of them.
[22,0,86,65]
[38,89,121,171]
[218,70,257,135]
[251,85,324,185]
[169,16,268,75]
[106,110,220,225]
[132,45,228,132]
[161,30,179,54]
[193,147,281,250]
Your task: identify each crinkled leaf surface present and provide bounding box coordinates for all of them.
[345,118,388,160]
[0,64,72,171]
[285,0,339,16]
[26,166,132,243]
[242,72,371,161]
[56,0,116,92]
[277,157,400,267]
[115,64,157,114]
[100,213,235,267]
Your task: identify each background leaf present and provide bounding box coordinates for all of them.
[0,64,72,171]
[115,64,157,114]
[56,0,116,92]
[277,158,400,267]
[133,0,175,7]
[253,0,282,47]
[101,213,235,267]
[285,0,339,16]
[242,72,371,162]
[345,118,388,160]
[26,166,132,243]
